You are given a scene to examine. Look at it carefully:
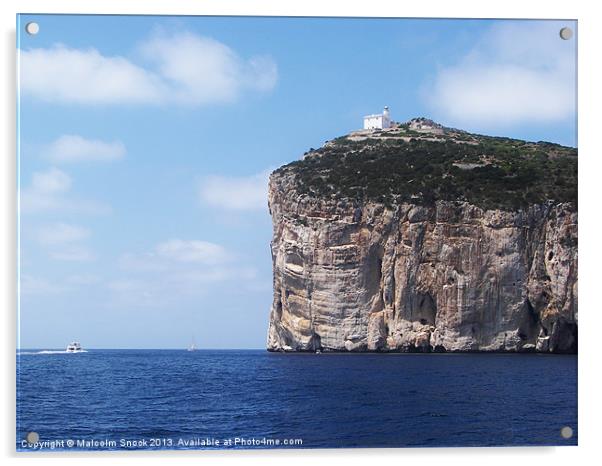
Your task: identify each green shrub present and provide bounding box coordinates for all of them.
[274,135,577,212]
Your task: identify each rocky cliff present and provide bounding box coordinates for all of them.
[266,120,578,353]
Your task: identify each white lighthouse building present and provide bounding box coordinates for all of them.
[363,106,391,130]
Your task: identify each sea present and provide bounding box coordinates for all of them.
[16,350,577,451]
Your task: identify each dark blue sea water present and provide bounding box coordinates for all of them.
[16,350,577,451]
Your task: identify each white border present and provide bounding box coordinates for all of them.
[2,1,600,465]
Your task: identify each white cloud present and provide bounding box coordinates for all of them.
[107,266,260,308]
[108,279,147,293]
[21,168,71,212]
[20,31,277,106]
[140,32,278,105]
[156,239,231,264]
[118,253,168,273]
[119,239,232,272]
[20,167,111,215]
[65,274,101,286]
[49,246,96,262]
[35,222,95,262]
[20,274,66,295]
[426,21,576,127]
[198,170,270,211]
[31,167,71,194]
[46,135,126,163]
[20,45,164,104]
[37,222,90,245]
[120,239,232,270]
[20,273,102,295]
[112,238,262,307]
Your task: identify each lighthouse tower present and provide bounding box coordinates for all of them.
[382,106,391,128]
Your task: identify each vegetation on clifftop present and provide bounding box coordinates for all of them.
[274,127,577,211]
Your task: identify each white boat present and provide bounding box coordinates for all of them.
[66,341,84,353]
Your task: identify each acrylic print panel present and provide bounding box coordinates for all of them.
[16,14,577,451]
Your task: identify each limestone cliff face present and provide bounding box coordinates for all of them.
[266,174,578,353]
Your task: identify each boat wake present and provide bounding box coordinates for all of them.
[18,350,89,355]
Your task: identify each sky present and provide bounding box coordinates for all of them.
[16,15,577,349]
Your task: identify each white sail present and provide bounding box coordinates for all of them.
[187,337,197,351]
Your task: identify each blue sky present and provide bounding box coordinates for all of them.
[17,15,577,349]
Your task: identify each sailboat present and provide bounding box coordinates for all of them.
[187,337,197,352]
